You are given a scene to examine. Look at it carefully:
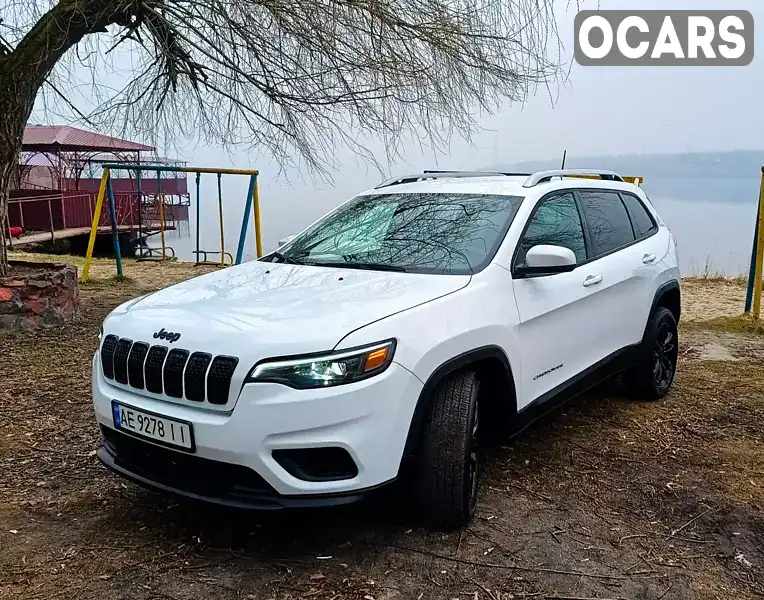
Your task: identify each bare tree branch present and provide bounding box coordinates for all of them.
[0,0,566,274]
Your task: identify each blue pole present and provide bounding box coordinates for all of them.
[106,177,123,277]
[745,201,760,313]
[236,175,256,265]
[195,172,201,261]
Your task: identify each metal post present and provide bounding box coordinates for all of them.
[4,211,12,249]
[47,198,55,241]
[157,170,166,261]
[217,172,225,266]
[235,175,256,265]
[195,171,201,262]
[751,168,764,320]
[745,201,760,313]
[136,168,143,256]
[106,176,123,277]
[253,175,263,258]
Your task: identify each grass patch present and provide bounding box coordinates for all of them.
[685,314,764,335]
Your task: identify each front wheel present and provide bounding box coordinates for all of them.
[627,307,679,401]
[415,371,480,530]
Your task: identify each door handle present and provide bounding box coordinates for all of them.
[582,274,603,287]
[642,253,656,264]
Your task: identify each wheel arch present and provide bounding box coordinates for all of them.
[652,280,681,324]
[401,345,517,461]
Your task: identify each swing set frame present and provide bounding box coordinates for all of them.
[81,164,262,281]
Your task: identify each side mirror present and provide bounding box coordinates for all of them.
[278,234,297,247]
[517,244,577,276]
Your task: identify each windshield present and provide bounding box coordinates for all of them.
[269,192,525,275]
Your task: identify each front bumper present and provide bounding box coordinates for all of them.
[91,354,424,503]
[97,430,391,509]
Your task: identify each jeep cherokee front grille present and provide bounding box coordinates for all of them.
[100,336,239,406]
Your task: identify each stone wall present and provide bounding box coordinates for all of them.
[0,262,81,330]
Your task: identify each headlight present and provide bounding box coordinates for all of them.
[245,340,396,389]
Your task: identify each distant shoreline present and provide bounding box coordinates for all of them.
[486,150,764,181]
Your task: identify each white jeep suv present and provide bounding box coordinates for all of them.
[91,169,681,528]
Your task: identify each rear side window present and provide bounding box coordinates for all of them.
[516,192,587,266]
[621,193,657,238]
[579,191,635,256]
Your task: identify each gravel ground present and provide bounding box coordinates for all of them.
[1,257,762,600]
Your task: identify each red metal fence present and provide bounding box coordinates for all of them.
[9,191,144,233]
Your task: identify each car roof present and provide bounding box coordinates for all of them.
[358,172,645,198]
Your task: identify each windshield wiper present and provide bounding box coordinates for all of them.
[265,251,304,265]
[306,261,409,273]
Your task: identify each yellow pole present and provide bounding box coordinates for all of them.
[82,169,110,281]
[158,194,167,261]
[752,168,764,320]
[253,175,263,258]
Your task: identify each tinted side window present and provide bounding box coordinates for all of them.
[579,191,635,256]
[621,193,657,237]
[516,192,587,267]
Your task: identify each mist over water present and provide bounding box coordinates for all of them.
[150,176,761,277]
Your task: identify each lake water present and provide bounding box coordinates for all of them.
[150,176,761,277]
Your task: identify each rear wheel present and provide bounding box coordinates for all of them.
[415,371,480,530]
[627,307,678,401]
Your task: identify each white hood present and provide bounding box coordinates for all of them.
[105,260,469,360]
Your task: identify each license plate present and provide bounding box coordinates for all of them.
[111,401,194,451]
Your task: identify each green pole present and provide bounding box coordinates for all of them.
[106,177,123,277]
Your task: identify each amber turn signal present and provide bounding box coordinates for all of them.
[364,347,389,371]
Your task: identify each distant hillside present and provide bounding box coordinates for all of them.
[484,150,764,180]
[484,151,763,204]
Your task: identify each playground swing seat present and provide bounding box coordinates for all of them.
[136,192,177,263]
[193,172,235,267]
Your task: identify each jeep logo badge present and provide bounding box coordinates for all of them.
[153,328,181,343]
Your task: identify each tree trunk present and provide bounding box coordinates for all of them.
[0,0,139,276]
[0,68,35,278]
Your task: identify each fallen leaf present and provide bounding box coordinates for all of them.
[310,573,325,582]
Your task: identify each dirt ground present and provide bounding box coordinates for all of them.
[1,255,763,600]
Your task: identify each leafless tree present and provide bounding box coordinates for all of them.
[0,0,564,275]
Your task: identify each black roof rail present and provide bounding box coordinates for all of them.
[375,171,529,189]
[522,169,625,187]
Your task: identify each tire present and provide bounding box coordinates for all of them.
[626,306,679,401]
[415,370,480,529]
